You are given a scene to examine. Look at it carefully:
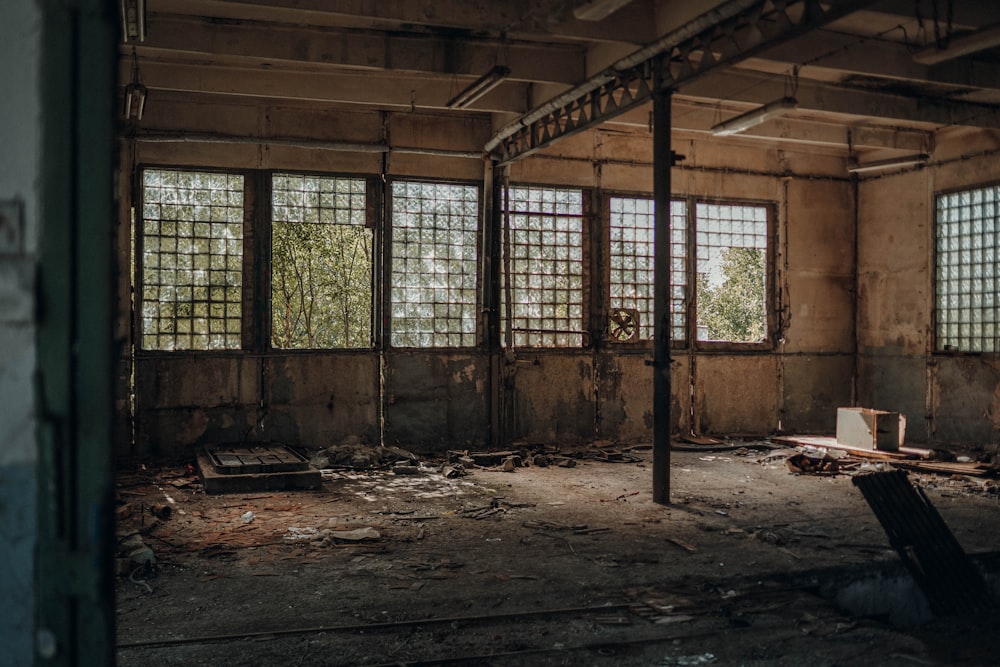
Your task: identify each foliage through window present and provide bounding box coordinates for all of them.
[607,197,768,346]
[609,197,687,341]
[140,169,244,351]
[936,186,1000,352]
[695,203,768,343]
[503,186,585,347]
[390,181,480,347]
[271,174,371,349]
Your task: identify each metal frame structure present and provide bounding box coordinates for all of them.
[483,0,876,505]
[486,0,876,165]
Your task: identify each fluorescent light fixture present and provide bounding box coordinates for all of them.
[913,23,1000,64]
[710,97,797,136]
[847,153,929,174]
[446,65,511,109]
[573,0,634,21]
[124,82,147,120]
[120,0,146,42]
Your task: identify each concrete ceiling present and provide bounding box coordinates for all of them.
[123,0,1000,157]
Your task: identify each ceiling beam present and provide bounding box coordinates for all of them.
[668,99,932,150]
[486,0,878,163]
[138,14,586,85]
[872,0,1000,29]
[129,60,532,112]
[682,69,1000,129]
[151,0,659,45]
[748,28,1000,92]
[607,100,932,151]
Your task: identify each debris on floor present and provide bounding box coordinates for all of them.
[785,449,852,475]
[309,441,420,470]
[852,469,997,616]
[115,444,1000,667]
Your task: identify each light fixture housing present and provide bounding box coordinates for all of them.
[120,0,146,42]
[913,23,1000,64]
[446,65,511,109]
[847,153,930,174]
[573,0,634,21]
[711,97,797,136]
[124,82,147,120]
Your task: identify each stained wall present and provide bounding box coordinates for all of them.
[123,97,858,457]
[857,129,1000,446]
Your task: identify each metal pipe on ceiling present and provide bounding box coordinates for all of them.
[130,132,482,159]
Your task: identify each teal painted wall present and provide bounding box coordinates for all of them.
[0,1,41,664]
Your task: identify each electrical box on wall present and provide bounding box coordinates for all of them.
[836,407,906,452]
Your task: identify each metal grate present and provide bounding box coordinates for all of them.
[694,202,768,343]
[609,197,687,342]
[853,469,996,616]
[936,186,1000,353]
[390,181,479,347]
[504,186,585,347]
[207,444,310,474]
[271,173,371,349]
[140,169,244,351]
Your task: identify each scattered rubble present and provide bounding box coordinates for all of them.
[309,441,420,470]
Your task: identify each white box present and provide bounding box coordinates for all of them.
[836,407,905,452]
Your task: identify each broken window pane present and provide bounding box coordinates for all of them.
[936,185,1000,352]
[272,174,371,349]
[389,180,480,348]
[503,186,585,347]
[140,169,244,351]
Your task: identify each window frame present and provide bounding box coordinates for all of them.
[933,181,1000,355]
[385,177,484,350]
[268,170,378,352]
[134,165,252,355]
[501,183,591,349]
[602,191,776,352]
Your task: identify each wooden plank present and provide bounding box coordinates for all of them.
[773,435,927,460]
[890,460,1000,478]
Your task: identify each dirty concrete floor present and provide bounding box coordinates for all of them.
[115,445,1000,666]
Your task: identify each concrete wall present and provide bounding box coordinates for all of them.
[123,97,860,456]
[384,351,489,452]
[0,1,39,663]
[509,132,855,440]
[857,129,1000,446]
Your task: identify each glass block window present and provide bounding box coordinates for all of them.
[390,181,480,347]
[140,169,244,351]
[695,203,768,343]
[271,173,371,349]
[609,197,688,341]
[504,186,585,347]
[936,186,1000,352]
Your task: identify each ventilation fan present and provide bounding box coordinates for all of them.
[607,308,640,342]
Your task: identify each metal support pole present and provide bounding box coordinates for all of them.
[652,82,672,505]
[483,160,503,449]
[36,0,117,663]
